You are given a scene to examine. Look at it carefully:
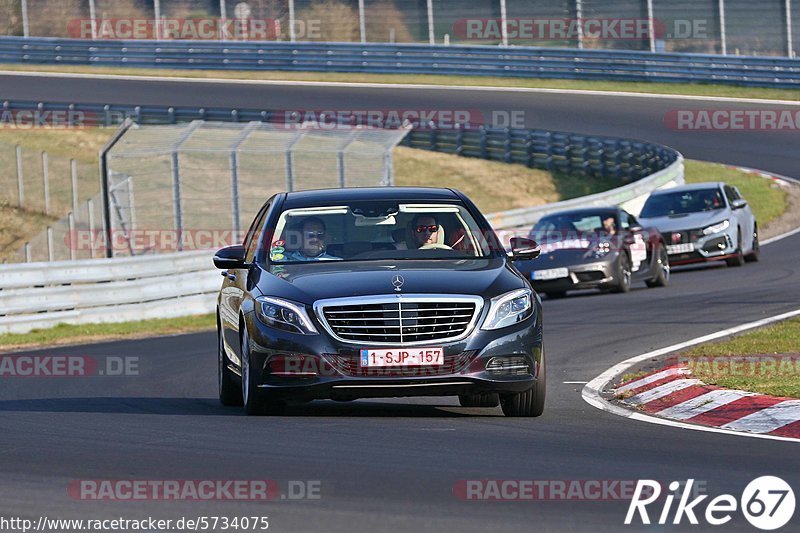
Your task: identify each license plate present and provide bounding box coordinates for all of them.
[533,267,569,281]
[667,243,694,254]
[360,348,443,367]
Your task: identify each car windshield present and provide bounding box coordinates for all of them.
[640,188,725,217]
[264,201,495,264]
[530,212,618,243]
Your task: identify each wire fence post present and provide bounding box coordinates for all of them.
[787,0,794,57]
[170,149,183,251]
[646,0,655,52]
[46,226,54,262]
[87,198,95,259]
[89,0,97,40]
[358,0,366,43]
[41,151,50,216]
[427,0,435,44]
[575,0,584,49]
[719,0,728,55]
[289,0,296,42]
[499,0,508,47]
[70,159,79,214]
[15,144,24,207]
[68,211,76,260]
[21,0,30,37]
[154,0,162,40]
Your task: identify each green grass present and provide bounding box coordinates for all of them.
[3,64,800,101]
[0,313,215,351]
[684,160,787,226]
[683,317,800,398]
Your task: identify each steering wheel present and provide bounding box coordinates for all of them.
[420,243,453,250]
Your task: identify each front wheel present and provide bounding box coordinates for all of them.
[500,350,545,417]
[611,253,632,293]
[645,245,670,288]
[726,230,745,267]
[241,327,284,416]
[218,319,242,406]
[745,224,760,263]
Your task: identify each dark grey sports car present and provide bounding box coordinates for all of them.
[515,207,670,299]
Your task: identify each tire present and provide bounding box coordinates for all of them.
[500,349,545,418]
[545,291,567,300]
[611,253,632,293]
[240,327,285,416]
[218,318,242,407]
[459,393,500,408]
[645,244,670,288]
[725,230,746,267]
[745,223,760,263]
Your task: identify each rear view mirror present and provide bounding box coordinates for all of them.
[510,237,541,261]
[213,245,248,269]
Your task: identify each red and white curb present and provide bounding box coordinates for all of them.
[614,365,800,439]
[582,308,800,443]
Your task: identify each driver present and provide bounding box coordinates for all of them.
[284,217,340,261]
[411,214,441,249]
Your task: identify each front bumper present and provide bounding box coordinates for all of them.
[527,256,616,292]
[243,305,543,401]
[664,229,736,266]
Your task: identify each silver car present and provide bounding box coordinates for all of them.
[637,182,759,267]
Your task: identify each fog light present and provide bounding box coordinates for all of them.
[486,357,530,375]
[268,355,322,377]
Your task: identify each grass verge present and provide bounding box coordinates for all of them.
[0,313,215,351]
[683,317,800,398]
[2,64,800,102]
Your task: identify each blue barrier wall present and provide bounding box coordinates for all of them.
[1,37,799,87]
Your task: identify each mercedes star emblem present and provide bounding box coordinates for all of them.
[392,275,405,292]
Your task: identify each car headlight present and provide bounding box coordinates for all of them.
[481,288,534,331]
[255,296,318,335]
[703,220,730,235]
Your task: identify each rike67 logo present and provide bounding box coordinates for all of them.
[626,477,795,530]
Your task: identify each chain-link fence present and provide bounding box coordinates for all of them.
[4,0,797,56]
[91,120,410,257]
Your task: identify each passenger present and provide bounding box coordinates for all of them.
[284,217,340,261]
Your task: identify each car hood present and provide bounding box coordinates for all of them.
[253,258,524,304]
[638,210,729,232]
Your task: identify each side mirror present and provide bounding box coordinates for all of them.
[510,237,541,261]
[213,245,248,269]
[732,199,748,210]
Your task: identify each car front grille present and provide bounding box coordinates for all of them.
[316,296,482,345]
[322,350,478,377]
[665,229,704,245]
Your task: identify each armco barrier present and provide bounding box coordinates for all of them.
[0,250,218,334]
[1,37,800,88]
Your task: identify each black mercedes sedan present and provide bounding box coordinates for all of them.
[213,187,545,417]
[515,206,670,299]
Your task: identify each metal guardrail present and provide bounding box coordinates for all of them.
[0,99,682,333]
[2,37,800,88]
[0,250,217,334]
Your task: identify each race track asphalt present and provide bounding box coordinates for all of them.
[1,73,798,532]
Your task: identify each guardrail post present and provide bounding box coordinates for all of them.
[455,125,464,155]
[41,151,50,215]
[68,212,76,260]
[24,242,31,263]
[16,145,24,208]
[504,128,512,163]
[479,127,488,159]
[70,159,79,214]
